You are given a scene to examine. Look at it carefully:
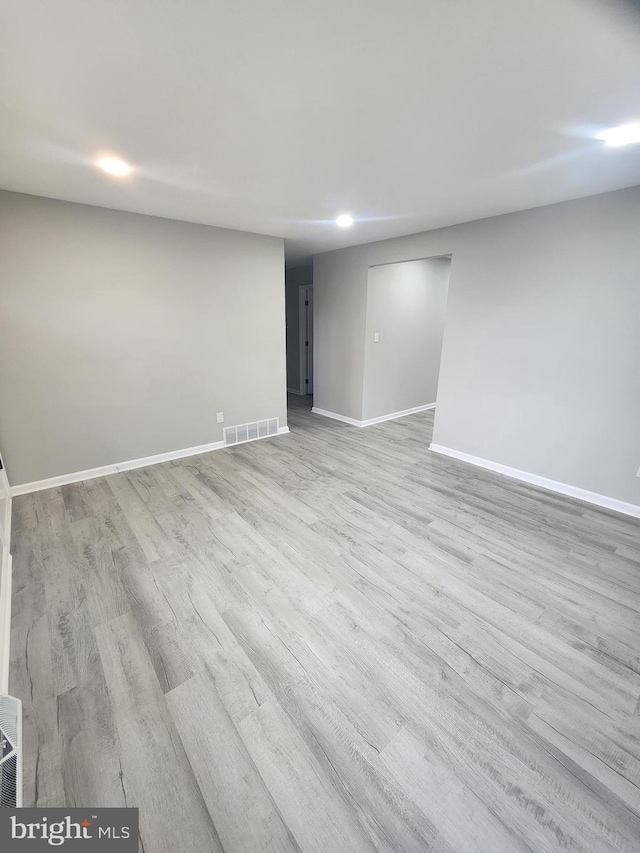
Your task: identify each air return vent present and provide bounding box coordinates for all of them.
[224,418,279,448]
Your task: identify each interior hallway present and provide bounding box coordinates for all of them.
[9,396,640,852]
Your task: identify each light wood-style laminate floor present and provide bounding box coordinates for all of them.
[10,396,640,852]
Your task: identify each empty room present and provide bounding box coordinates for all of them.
[1,1,639,851]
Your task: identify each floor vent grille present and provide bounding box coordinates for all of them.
[224,418,279,448]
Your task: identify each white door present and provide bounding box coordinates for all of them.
[299,286,313,395]
[0,454,12,697]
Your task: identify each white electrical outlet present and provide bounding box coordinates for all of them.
[374,332,380,343]
[216,412,224,424]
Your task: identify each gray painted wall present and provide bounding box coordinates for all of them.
[314,185,640,507]
[363,258,451,421]
[0,190,287,485]
[285,265,313,393]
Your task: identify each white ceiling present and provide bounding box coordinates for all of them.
[2,0,640,266]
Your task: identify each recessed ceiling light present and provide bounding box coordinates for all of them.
[336,214,354,227]
[597,123,640,147]
[97,156,133,176]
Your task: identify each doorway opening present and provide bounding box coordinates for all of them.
[362,255,451,424]
[285,266,313,401]
[299,284,313,396]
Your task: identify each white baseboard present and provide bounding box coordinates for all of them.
[9,440,224,496]
[429,444,640,519]
[9,428,290,497]
[311,407,363,427]
[311,403,435,429]
[0,548,13,695]
[361,403,436,427]
[0,496,10,554]
[0,456,12,694]
[287,388,304,396]
[0,472,11,553]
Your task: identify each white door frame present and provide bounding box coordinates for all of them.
[298,285,313,395]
